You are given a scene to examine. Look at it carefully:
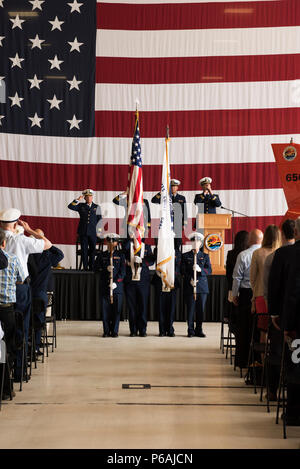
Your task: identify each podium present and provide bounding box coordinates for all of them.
[196,214,231,275]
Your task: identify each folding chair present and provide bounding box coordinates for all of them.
[245,313,269,394]
[45,292,56,352]
[276,339,300,439]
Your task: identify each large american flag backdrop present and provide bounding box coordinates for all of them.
[0,0,298,268]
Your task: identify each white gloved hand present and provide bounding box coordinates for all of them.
[111,282,117,290]
[134,256,142,264]
[107,265,114,272]
[193,264,201,272]
[190,279,197,287]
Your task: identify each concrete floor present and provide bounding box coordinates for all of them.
[0,321,299,449]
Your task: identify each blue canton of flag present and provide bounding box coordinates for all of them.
[0,0,96,137]
[130,119,142,168]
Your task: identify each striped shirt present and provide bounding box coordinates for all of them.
[0,250,25,304]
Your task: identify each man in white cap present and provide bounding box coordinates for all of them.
[181,232,212,337]
[152,178,187,249]
[94,234,125,337]
[0,208,52,382]
[194,177,221,215]
[68,189,102,271]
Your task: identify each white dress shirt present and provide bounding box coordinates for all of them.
[4,231,44,278]
[232,244,261,297]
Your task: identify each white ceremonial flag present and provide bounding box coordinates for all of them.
[156,135,175,290]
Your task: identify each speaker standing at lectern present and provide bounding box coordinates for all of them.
[194,177,222,215]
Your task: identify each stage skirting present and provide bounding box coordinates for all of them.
[52,270,227,322]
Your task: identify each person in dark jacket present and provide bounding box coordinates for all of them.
[0,248,8,270]
[123,237,155,337]
[225,230,249,333]
[113,191,151,240]
[68,189,102,271]
[151,178,187,250]
[94,234,125,337]
[153,243,181,337]
[28,229,64,354]
[181,232,212,337]
[194,177,222,218]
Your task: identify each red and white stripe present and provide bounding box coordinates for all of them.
[1,0,299,268]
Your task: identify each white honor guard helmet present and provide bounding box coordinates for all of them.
[0,208,21,223]
[106,233,120,242]
[188,231,205,246]
[82,188,94,196]
[170,178,181,186]
[199,177,212,186]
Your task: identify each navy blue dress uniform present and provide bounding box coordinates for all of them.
[94,235,125,337]
[123,240,155,336]
[28,246,64,352]
[68,189,102,271]
[112,194,151,240]
[151,179,187,249]
[153,246,181,336]
[181,232,212,337]
[0,249,8,270]
[194,177,222,215]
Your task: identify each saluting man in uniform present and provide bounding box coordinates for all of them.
[152,178,187,249]
[113,190,151,240]
[123,236,155,337]
[181,232,212,338]
[68,189,102,271]
[94,234,125,337]
[194,177,221,215]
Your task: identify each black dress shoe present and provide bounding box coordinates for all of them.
[140,333,147,337]
[102,333,109,337]
[130,333,137,337]
[168,333,175,337]
[111,333,118,338]
[188,333,195,337]
[195,331,206,338]
[159,333,166,337]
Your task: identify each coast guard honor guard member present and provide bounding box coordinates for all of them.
[181,232,212,337]
[94,234,125,337]
[68,189,102,271]
[153,241,181,337]
[123,236,155,337]
[194,177,221,215]
[152,178,187,249]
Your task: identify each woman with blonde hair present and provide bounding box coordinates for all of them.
[250,225,282,349]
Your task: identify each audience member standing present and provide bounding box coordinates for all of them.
[232,229,263,369]
[28,229,64,354]
[268,217,300,419]
[250,225,281,350]
[225,231,249,333]
[262,219,295,401]
[0,229,25,398]
[0,210,52,382]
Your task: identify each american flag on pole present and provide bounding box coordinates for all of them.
[0,0,299,267]
[127,110,144,253]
